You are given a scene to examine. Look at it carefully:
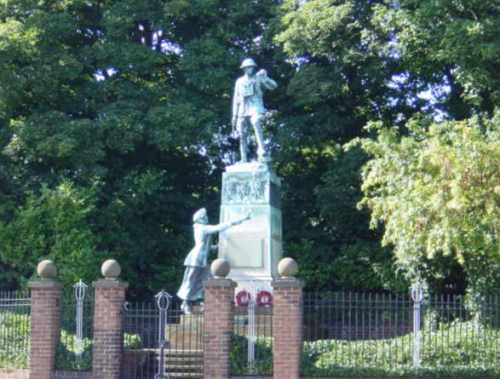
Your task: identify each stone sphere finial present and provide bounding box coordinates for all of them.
[278,257,298,278]
[37,259,57,279]
[211,258,230,279]
[101,259,121,279]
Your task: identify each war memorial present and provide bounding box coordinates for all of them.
[0,2,499,377]
[177,57,283,314]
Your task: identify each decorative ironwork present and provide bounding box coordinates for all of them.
[247,282,257,373]
[122,298,203,379]
[155,290,172,379]
[411,284,424,368]
[73,280,88,358]
[0,291,31,368]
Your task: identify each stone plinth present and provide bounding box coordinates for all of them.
[218,161,282,294]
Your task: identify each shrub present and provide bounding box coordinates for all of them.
[301,320,500,377]
[0,311,30,369]
[0,311,142,370]
[230,334,273,375]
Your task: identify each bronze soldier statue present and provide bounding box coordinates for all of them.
[232,58,278,162]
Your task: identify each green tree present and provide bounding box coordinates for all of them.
[371,0,500,116]
[351,112,500,295]
[275,0,500,293]
[0,181,99,287]
[0,0,280,295]
[273,0,417,290]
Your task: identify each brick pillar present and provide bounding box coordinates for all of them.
[272,276,304,379]
[92,273,128,379]
[203,276,236,379]
[29,261,62,379]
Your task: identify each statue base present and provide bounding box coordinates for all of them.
[218,161,283,297]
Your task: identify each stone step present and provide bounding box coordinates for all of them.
[166,374,202,379]
[157,349,203,377]
[165,363,203,371]
[141,348,203,356]
[165,356,203,364]
[164,349,203,357]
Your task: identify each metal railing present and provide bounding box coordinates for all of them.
[55,281,94,371]
[302,291,500,377]
[0,290,31,369]
[231,284,273,376]
[122,293,203,379]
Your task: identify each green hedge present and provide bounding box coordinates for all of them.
[230,335,273,375]
[301,321,500,377]
[0,311,141,370]
[0,311,30,369]
[229,321,500,377]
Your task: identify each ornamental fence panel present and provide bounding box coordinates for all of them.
[231,284,273,376]
[122,292,203,379]
[302,291,500,377]
[55,281,94,371]
[0,290,31,369]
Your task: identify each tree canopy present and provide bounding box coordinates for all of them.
[351,113,500,295]
[0,0,498,297]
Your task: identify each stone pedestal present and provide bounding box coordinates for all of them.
[218,161,283,294]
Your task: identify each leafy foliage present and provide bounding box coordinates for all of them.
[0,311,30,369]
[230,334,273,375]
[0,310,141,370]
[372,0,500,112]
[351,113,500,293]
[0,0,499,295]
[301,320,500,377]
[0,181,99,287]
[229,320,500,377]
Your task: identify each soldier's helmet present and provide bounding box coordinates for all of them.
[240,58,257,69]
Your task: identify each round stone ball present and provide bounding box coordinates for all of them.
[211,258,230,278]
[101,259,121,279]
[37,260,57,279]
[278,257,298,278]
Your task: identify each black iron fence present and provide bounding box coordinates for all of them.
[55,282,94,371]
[302,291,500,377]
[0,290,31,369]
[231,304,273,376]
[122,294,203,379]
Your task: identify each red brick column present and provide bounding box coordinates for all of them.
[92,275,128,379]
[203,277,236,379]
[29,275,62,379]
[272,276,304,379]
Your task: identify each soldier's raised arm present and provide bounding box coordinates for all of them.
[257,69,278,90]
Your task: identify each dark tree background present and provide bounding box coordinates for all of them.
[0,0,498,297]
